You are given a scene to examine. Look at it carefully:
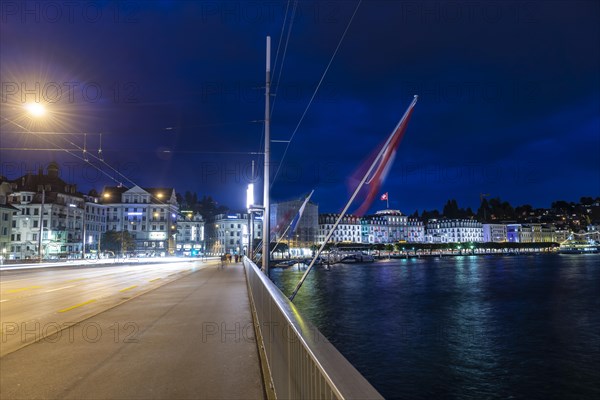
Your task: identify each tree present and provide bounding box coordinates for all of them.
[476,197,492,222]
[551,200,571,211]
[100,230,136,254]
[488,197,515,220]
[443,199,460,218]
[464,207,474,218]
[421,209,441,221]
[515,204,533,219]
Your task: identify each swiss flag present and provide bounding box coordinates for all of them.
[380,192,388,201]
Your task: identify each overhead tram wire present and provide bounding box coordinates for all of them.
[1,116,175,210]
[0,147,264,155]
[1,117,266,216]
[1,116,124,186]
[257,0,296,174]
[272,0,292,77]
[271,0,362,189]
[270,0,298,118]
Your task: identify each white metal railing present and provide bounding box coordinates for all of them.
[243,257,383,399]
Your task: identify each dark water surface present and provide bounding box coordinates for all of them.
[270,254,600,399]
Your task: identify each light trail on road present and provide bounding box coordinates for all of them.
[0,259,215,356]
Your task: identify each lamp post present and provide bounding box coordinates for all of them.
[81,202,86,259]
[12,102,49,262]
[38,188,45,261]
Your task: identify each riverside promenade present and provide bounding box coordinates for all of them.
[0,261,265,399]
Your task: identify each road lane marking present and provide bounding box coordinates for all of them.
[59,299,97,313]
[44,285,76,293]
[65,278,85,283]
[0,299,9,303]
[149,278,161,282]
[120,285,138,292]
[5,286,42,294]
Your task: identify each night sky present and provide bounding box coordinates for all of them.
[1,0,598,214]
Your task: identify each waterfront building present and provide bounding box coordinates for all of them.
[361,213,389,244]
[406,217,425,242]
[6,163,89,259]
[212,212,262,256]
[0,181,17,258]
[539,224,556,242]
[102,185,178,255]
[83,194,108,256]
[553,229,570,243]
[176,211,205,256]
[318,214,362,244]
[426,219,483,243]
[507,224,533,243]
[482,223,508,242]
[374,209,408,242]
[270,199,318,248]
[586,224,600,243]
[506,223,556,243]
[0,203,16,258]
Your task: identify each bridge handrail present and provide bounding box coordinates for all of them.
[243,256,383,399]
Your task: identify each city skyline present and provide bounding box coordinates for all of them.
[1,1,598,214]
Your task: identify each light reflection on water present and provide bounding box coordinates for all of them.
[270,254,600,400]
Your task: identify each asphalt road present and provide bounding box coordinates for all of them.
[0,260,264,399]
[0,259,207,356]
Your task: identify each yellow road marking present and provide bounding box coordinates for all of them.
[66,278,85,283]
[59,299,96,313]
[149,278,161,282]
[120,285,138,292]
[5,286,42,294]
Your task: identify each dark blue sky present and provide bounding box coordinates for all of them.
[1,0,598,213]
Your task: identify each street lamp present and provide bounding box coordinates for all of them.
[24,102,47,117]
[21,103,49,262]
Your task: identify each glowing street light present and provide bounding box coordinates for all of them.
[25,102,47,118]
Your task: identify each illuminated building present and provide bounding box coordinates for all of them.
[101,185,178,255]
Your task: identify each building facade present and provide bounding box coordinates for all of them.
[176,212,205,256]
[83,195,107,256]
[482,223,508,242]
[426,219,483,243]
[102,185,179,255]
[318,214,362,244]
[406,217,425,242]
[212,212,262,256]
[6,163,89,260]
[271,199,318,247]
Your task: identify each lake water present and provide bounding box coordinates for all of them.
[270,254,600,399]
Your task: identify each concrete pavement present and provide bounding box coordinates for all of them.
[0,261,265,399]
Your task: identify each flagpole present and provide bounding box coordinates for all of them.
[289,95,418,302]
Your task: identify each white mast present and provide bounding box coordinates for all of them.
[262,36,271,276]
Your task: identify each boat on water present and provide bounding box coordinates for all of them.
[558,239,599,254]
[340,253,375,263]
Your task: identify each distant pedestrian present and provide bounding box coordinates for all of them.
[234,254,239,263]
